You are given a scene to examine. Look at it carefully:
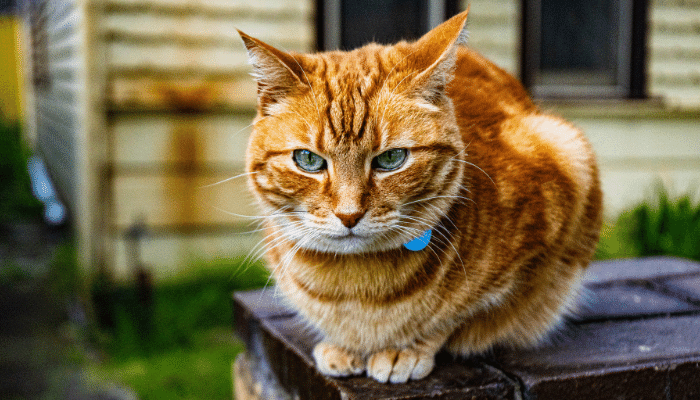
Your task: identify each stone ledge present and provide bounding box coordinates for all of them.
[232,257,700,399]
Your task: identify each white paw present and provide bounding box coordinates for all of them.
[312,342,365,377]
[367,348,435,383]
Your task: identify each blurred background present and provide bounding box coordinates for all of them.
[1,0,698,398]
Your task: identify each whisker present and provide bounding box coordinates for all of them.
[406,204,468,278]
[199,171,258,189]
[404,194,474,207]
[232,120,259,137]
[452,158,496,188]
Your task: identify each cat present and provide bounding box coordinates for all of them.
[238,9,602,384]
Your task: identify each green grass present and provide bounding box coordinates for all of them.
[93,259,269,358]
[90,328,245,400]
[89,258,270,399]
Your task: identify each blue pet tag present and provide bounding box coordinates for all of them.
[403,229,432,251]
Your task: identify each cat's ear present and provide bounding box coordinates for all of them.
[238,31,308,115]
[408,9,469,107]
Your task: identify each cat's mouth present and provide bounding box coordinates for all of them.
[316,231,377,253]
[328,231,364,240]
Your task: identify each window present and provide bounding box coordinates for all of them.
[521,0,648,98]
[317,0,460,51]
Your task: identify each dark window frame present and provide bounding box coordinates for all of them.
[316,0,460,51]
[520,0,648,99]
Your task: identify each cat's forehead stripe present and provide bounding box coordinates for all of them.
[313,49,401,152]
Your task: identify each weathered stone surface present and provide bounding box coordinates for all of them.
[493,316,700,399]
[582,256,700,284]
[662,274,700,305]
[579,284,697,320]
[233,294,517,399]
[233,257,700,399]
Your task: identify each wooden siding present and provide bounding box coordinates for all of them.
[461,0,519,75]
[27,0,699,279]
[32,0,83,210]
[110,233,262,279]
[109,113,257,231]
[104,0,314,278]
[649,0,700,108]
[572,114,700,215]
[105,0,313,112]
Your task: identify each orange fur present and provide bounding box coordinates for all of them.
[239,10,602,384]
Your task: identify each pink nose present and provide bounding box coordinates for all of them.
[335,212,365,229]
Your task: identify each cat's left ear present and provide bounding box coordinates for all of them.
[408,8,469,106]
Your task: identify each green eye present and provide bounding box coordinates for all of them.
[373,149,407,171]
[293,149,327,172]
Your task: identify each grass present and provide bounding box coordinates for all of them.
[90,328,246,400]
[88,258,270,399]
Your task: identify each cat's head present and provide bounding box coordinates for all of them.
[240,11,469,254]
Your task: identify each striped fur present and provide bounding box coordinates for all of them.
[239,10,602,383]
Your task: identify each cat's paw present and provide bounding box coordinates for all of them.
[312,342,365,377]
[367,348,435,383]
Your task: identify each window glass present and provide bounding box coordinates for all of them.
[341,0,427,50]
[538,0,621,87]
[522,0,645,98]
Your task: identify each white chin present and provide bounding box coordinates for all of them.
[296,234,400,254]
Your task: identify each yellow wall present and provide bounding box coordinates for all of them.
[0,16,23,122]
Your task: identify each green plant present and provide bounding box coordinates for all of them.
[596,185,700,261]
[0,119,42,222]
[49,241,82,296]
[628,187,700,260]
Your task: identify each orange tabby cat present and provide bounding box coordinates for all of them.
[239,9,602,384]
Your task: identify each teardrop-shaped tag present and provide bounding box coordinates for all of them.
[403,229,432,251]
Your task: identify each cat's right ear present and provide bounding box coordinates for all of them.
[238,31,307,115]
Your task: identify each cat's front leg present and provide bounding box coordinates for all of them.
[367,347,436,383]
[312,342,365,377]
[368,331,450,384]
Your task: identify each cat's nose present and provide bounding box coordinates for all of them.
[335,211,365,229]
